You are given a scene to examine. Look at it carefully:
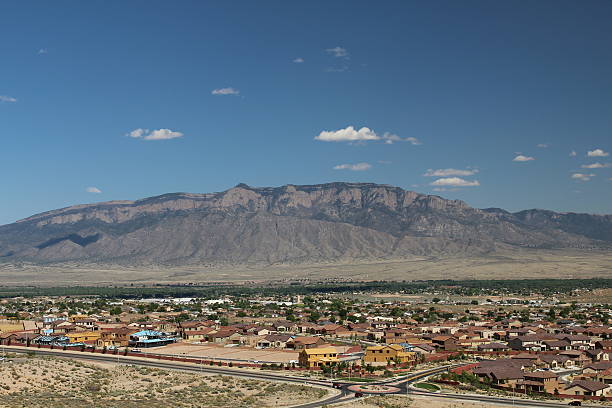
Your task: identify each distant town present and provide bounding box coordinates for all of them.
[0,279,611,406]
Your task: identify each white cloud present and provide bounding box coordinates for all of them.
[86,187,102,194]
[430,177,480,187]
[569,150,577,157]
[127,128,146,138]
[513,155,535,162]
[382,133,421,145]
[571,173,595,181]
[126,128,183,141]
[316,126,379,142]
[537,143,549,148]
[143,129,183,140]
[211,87,239,95]
[38,48,48,54]
[424,168,478,177]
[581,162,611,169]
[587,148,609,157]
[326,46,349,58]
[293,57,304,63]
[0,95,17,103]
[333,162,372,171]
[315,126,420,145]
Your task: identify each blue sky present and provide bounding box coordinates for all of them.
[1,0,611,225]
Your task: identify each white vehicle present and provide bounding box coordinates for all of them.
[131,348,142,353]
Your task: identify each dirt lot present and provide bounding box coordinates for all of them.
[0,355,328,408]
[153,342,300,363]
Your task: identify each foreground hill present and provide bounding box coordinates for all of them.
[0,182,610,267]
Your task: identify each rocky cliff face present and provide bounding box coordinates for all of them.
[0,182,610,266]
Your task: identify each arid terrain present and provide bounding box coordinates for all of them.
[0,355,328,408]
[1,249,610,286]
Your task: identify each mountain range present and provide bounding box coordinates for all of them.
[1,182,611,267]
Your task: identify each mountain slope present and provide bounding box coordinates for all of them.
[0,182,610,266]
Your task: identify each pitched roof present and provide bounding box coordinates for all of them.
[566,380,608,392]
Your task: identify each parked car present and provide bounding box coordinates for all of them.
[568,401,582,406]
[131,348,142,353]
[354,392,363,398]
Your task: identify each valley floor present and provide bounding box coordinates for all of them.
[1,249,611,285]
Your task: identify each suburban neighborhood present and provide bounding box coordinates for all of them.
[1,282,612,404]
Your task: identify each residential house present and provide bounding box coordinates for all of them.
[564,380,609,397]
[256,334,292,349]
[298,347,339,368]
[129,330,175,348]
[519,371,560,394]
[97,328,138,348]
[364,344,415,366]
[287,336,326,350]
[66,331,101,344]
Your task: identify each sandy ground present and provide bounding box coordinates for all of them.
[0,354,327,408]
[153,342,300,363]
[1,250,611,285]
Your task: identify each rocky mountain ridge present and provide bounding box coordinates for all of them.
[1,182,610,266]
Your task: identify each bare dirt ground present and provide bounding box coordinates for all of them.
[0,354,327,408]
[154,342,300,363]
[1,249,611,286]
